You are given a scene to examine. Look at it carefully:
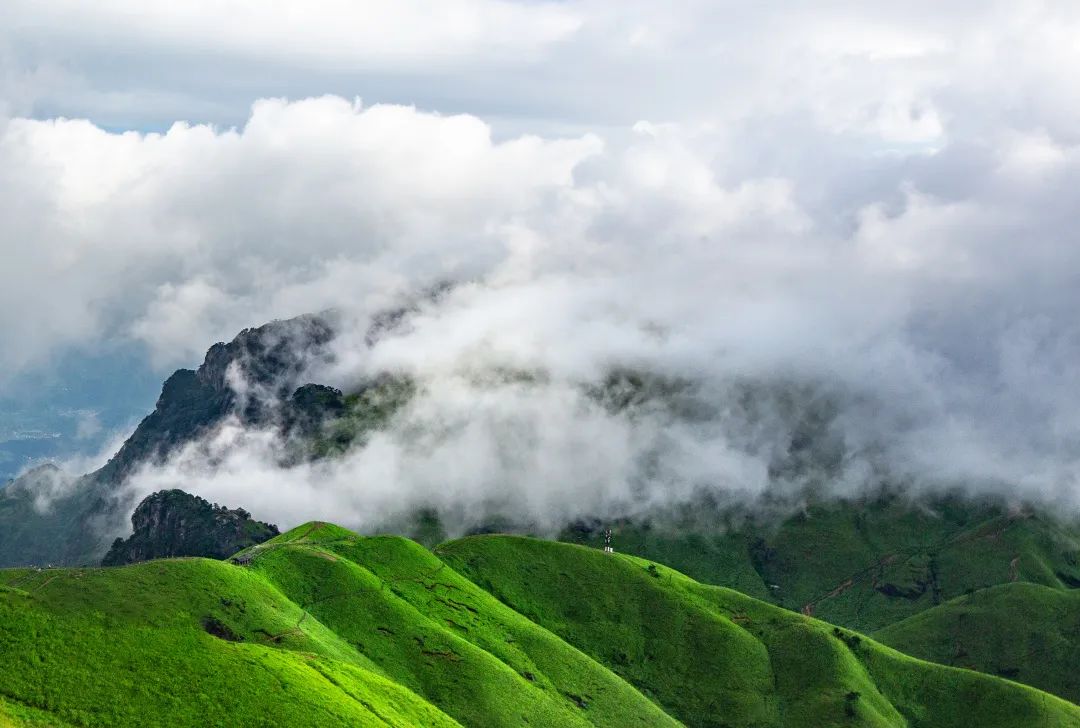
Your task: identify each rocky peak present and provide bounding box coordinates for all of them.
[94,313,336,483]
[197,313,336,411]
[102,489,279,566]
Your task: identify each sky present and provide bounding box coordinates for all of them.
[2,2,1080,526]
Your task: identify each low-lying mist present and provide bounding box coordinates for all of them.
[123,262,1080,535]
[3,92,1077,536]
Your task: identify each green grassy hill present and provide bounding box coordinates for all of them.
[0,525,673,728]
[561,495,1080,633]
[0,557,461,727]
[244,523,676,728]
[874,582,1080,705]
[439,534,1080,728]
[2,525,1078,727]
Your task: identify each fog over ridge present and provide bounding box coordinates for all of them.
[124,263,1080,534]
[2,3,1080,529]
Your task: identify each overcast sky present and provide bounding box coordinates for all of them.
[3,2,1080,518]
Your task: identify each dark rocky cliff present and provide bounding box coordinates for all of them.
[95,312,335,485]
[0,313,334,567]
[102,489,278,565]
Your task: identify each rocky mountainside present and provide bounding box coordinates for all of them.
[102,489,279,566]
[94,312,335,485]
[0,314,334,567]
[0,311,1079,709]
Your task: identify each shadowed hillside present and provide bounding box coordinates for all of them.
[561,495,1080,633]
[874,583,1080,705]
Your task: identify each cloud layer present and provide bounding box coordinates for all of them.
[3,2,1080,528]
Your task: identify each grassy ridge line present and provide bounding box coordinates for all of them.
[247,524,679,727]
[0,559,463,728]
[676,568,1080,727]
[572,501,1080,634]
[873,582,1080,705]
[4,523,1078,727]
[439,534,1080,728]
[0,524,678,727]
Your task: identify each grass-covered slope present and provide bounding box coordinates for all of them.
[2,524,1078,727]
[0,558,461,727]
[873,582,1080,705]
[243,523,677,728]
[439,534,1080,728]
[562,496,1080,633]
[0,524,673,727]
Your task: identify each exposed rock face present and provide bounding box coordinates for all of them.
[96,313,336,484]
[0,314,334,567]
[102,489,279,566]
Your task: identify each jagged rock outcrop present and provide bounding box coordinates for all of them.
[96,313,336,485]
[102,489,278,565]
[0,313,335,567]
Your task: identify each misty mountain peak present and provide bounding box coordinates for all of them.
[95,313,337,485]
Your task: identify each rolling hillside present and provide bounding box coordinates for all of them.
[2,525,1077,727]
[561,495,1080,633]
[440,534,1080,727]
[874,582,1080,705]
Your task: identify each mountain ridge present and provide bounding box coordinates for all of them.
[1,312,1078,711]
[0,314,335,568]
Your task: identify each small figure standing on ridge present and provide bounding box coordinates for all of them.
[603,528,614,554]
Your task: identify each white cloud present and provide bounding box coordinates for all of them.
[0,1,580,69]
[3,2,1080,525]
[0,97,604,369]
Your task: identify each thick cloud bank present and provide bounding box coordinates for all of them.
[0,97,600,372]
[40,98,1067,530]
[2,2,1080,529]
